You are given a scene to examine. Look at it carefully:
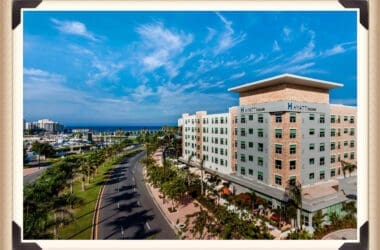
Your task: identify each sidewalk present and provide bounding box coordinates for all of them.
[145,148,215,239]
[145,148,281,239]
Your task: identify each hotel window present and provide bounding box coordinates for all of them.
[331,155,336,163]
[338,154,341,161]
[290,144,296,154]
[320,129,325,137]
[320,114,325,123]
[331,115,336,123]
[235,140,238,147]
[275,113,282,123]
[289,160,296,170]
[350,128,355,136]
[309,173,315,179]
[235,152,237,159]
[240,167,246,175]
[258,114,264,123]
[234,116,238,123]
[309,143,315,150]
[309,114,315,121]
[258,157,264,166]
[338,129,341,136]
[220,117,224,124]
[275,175,282,185]
[249,155,254,162]
[249,128,253,134]
[331,128,336,137]
[344,141,348,147]
[248,169,253,175]
[344,116,348,122]
[338,142,341,149]
[344,128,348,134]
[241,115,246,124]
[350,152,355,159]
[344,153,348,159]
[234,128,238,135]
[220,138,224,145]
[241,141,246,149]
[240,154,246,162]
[289,176,296,186]
[350,116,355,123]
[258,171,263,181]
[215,147,218,154]
[290,112,296,123]
[320,143,325,152]
[249,114,253,121]
[215,118,218,124]
[240,128,246,136]
[338,115,341,123]
[220,159,224,165]
[290,129,296,139]
[248,142,254,148]
[309,129,315,135]
[331,168,336,177]
[320,157,325,166]
[309,158,315,165]
[320,171,325,180]
[258,128,264,137]
[350,140,355,148]
[258,143,264,152]
[215,138,219,144]
[275,144,282,154]
[275,129,282,138]
[275,160,282,169]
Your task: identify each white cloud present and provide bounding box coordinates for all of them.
[205,27,216,43]
[51,18,99,41]
[273,40,281,51]
[330,98,357,106]
[132,84,154,102]
[86,59,125,85]
[230,72,246,80]
[283,26,292,40]
[135,22,193,77]
[24,68,66,83]
[214,12,247,55]
[323,45,345,56]
[288,30,316,64]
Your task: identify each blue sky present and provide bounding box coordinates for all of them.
[23,11,357,126]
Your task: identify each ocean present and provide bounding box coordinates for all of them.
[67,126,164,133]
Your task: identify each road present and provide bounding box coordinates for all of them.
[24,166,50,185]
[97,151,176,239]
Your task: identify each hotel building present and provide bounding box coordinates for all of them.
[178,74,357,231]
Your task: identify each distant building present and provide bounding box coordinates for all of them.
[25,119,64,133]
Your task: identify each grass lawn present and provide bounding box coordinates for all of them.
[58,149,142,239]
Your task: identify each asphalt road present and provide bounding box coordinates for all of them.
[24,166,50,185]
[97,151,176,239]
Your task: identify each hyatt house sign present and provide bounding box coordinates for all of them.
[240,101,318,113]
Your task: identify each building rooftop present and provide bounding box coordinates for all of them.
[228,73,343,93]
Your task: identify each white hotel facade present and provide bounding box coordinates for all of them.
[178,74,357,231]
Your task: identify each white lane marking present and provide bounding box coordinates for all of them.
[145,222,151,230]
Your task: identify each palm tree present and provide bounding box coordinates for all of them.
[340,160,357,177]
[312,210,326,236]
[200,158,205,196]
[285,180,302,229]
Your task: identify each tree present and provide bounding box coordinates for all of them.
[340,160,357,177]
[285,180,302,229]
[31,141,55,166]
[185,207,216,239]
[312,210,326,236]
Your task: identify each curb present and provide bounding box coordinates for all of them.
[90,168,111,240]
[142,165,179,235]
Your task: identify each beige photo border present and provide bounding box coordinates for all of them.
[0,0,378,249]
